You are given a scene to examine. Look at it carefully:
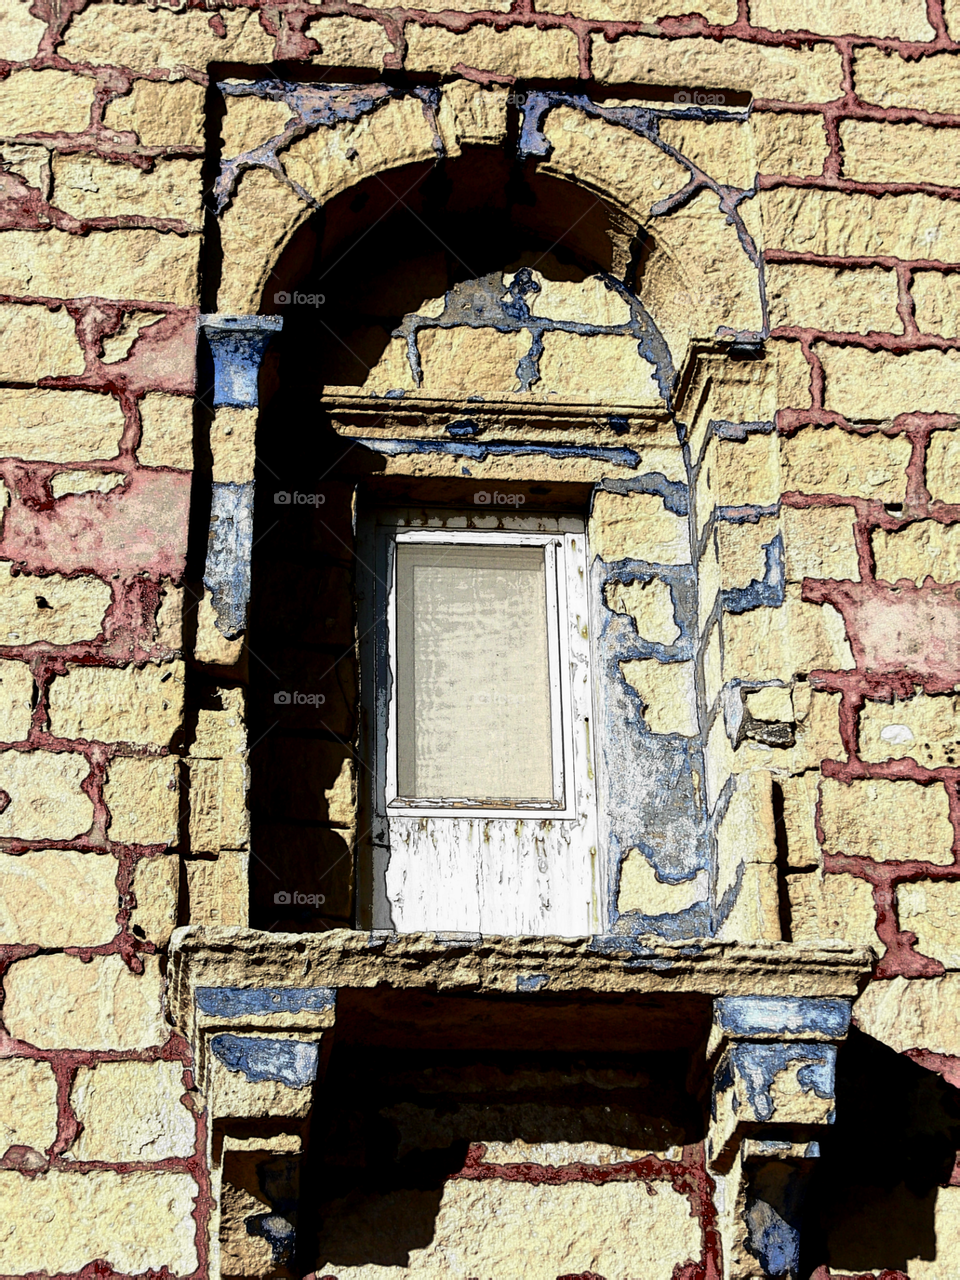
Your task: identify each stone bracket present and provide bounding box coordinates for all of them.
[708,995,853,1279]
[190,982,336,1280]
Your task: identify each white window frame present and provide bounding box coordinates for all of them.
[382,526,580,820]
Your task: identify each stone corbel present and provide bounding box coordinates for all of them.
[189,983,336,1280]
[196,315,282,666]
[708,995,853,1280]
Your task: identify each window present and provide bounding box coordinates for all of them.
[390,533,570,815]
[361,511,600,936]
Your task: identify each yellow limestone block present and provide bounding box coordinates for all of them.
[0,849,119,947]
[48,661,185,747]
[873,520,960,585]
[0,305,84,381]
[58,6,274,74]
[2,953,166,1051]
[593,35,842,102]
[70,1061,195,1162]
[898,881,960,968]
[926,428,960,504]
[820,777,955,864]
[781,426,911,501]
[819,346,960,419]
[749,188,960,260]
[104,756,180,846]
[751,0,933,38]
[840,120,960,187]
[855,973,960,1055]
[0,750,93,841]
[859,691,960,767]
[104,79,206,147]
[606,576,679,646]
[789,872,879,946]
[138,392,193,471]
[0,391,124,468]
[0,230,199,307]
[405,24,578,78]
[0,1169,198,1275]
[0,69,94,135]
[765,263,899,334]
[590,490,689,564]
[0,1058,58,1154]
[617,849,708,915]
[620,659,698,736]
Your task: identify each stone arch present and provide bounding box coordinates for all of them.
[212,80,765,367]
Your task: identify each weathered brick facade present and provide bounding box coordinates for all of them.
[1,0,960,1275]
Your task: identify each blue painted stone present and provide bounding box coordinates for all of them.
[348,437,642,469]
[715,995,852,1039]
[200,315,282,408]
[204,481,254,639]
[721,533,785,613]
[210,1034,320,1088]
[516,974,550,992]
[195,987,337,1017]
[722,1042,838,1124]
[710,419,776,441]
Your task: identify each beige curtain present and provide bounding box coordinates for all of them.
[395,544,554,802]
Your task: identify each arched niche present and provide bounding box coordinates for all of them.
[196,80,798,944]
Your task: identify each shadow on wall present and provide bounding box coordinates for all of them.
[799,1030,960,1276]
[297,1046,702,1274]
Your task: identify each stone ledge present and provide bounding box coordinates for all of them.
[169,926,874,1028]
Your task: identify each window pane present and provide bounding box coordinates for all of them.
[395,544,555,802]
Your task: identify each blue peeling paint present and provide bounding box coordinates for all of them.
[517,974,550,992]
[215,82,395,213]
[722,533,785,613]
[390,266,676,407]
[196,987,337,1017]
[746,1195,801,1277]
[719,1043,838,1124]
[599,473,689,518]
[710,419,776,441]
[210,1034,320,1088]
[204,482,254,639]
[715,996,852,1039]
[446,419,480,438]
[517,91,765,338]
[716,503,780,525]
[347,437,641,469]
[245,1153,301,1266]
[200,315,282,408]
[247,1213,296,1267]
[591,553,711,940]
